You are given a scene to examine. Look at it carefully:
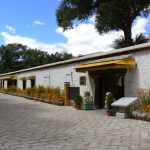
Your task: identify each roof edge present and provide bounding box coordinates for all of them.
[0,42,150,76]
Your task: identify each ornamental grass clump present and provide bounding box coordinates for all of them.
[46,87,64,105]
[16,89,26,96]
[26,87,32,97]
[37,86,45,98]
[138,88,150,113]
[0,88,7,93]
[49,87,61,97]
[7,86,17,93]
[144,104,150,113]
[26,87,37,97]
[25,86,64,105]
[0,85,64,106]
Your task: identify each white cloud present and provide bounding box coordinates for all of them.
[0,32,67,54]
[132,17,149,36]
[33,20,45,26]
[56,17,149,56]
[57,24,122,55]
[1,17,149,56]
[5,25,16,34]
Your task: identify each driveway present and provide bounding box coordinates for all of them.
[0,93,150,150]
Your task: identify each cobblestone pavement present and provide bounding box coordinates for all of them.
[0,93,150,150]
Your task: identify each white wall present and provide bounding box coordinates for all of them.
[125,50,150,96]
[18,80,23,89]
[4,80,7,89]
[2,49,150,98]
[16,61,95,98]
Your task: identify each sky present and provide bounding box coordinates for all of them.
[0,0,150,56]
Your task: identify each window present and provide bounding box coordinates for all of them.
[80,76,86,85]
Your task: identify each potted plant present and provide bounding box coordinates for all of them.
[105,92,114,116]
[74,95,83,110]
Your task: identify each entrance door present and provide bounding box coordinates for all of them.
[105,75,124,100]
[91,69,126,109]
[94,78,104,109]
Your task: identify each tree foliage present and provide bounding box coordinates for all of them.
[56,0,150,47]
[0,43,73,74]
[113,33,150,49]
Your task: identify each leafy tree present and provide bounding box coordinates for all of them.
[0,44,21,72]
[134,33,150,45]
[50,52,73,62]
[19,48,52,69]
[113,33,150,49]
[0,43,73,74]
[56,0,150,47]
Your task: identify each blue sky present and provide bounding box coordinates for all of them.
[0,0,66,44]
[0,0,150,56]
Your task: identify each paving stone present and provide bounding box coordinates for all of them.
[130,144,142,150]
[87,142,100,148]
[0,93,150,150]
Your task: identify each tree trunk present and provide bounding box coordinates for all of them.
[124,25,132,47]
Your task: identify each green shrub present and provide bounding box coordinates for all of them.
[105,92,114,109]
[75,95,83,105]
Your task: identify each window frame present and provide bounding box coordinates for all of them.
[79,76,86,85]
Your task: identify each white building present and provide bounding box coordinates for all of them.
[0,43,150,108]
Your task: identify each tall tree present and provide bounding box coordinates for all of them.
[56,0,150,47]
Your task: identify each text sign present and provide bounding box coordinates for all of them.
[111,97,138,107]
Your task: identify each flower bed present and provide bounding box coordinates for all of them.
[0,88,7,93]
[131,88,150,121]
[0,86,64,106]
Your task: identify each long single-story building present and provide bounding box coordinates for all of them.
[0,43,150,108]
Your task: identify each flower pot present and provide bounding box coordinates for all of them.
[75,104,81,110]
[82,102,94,110]
[107,110,113,116]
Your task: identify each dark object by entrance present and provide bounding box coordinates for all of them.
[69,87,80,100]
[23,80,26,90]
[7,80,17,88]
[31,79,35,87]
